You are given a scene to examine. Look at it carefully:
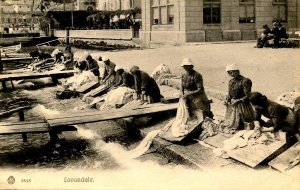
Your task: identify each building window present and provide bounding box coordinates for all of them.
[151,0,174,25]
[239,0,255,23]
[272,0,287,22]
[203,0,221,24]
[130,0,134,8]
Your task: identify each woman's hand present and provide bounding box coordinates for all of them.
[224,96,230,105]
[182,93,190,100]
[231,98,241,106]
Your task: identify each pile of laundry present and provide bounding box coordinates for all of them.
[151,64,179,85]
[199,118,223,140]
[213,130,284,159]
[62,71,98,91]
[99,87,136,110]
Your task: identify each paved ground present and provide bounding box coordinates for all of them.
[73,42,300,100]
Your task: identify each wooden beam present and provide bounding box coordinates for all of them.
[0,70,75,81]
[0,106,30,118]
[46,103,178,127]
[76,81,99,93]
[0,121,77,135]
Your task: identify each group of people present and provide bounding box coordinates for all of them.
[74,53,163,103]
[73,54,300,145]
[257,22,288,48]
[178,58,300,146]
[29,46,74,71]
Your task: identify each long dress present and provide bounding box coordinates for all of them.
[225,75,255,133]
[181,70,212,119]
[134,70,162,103]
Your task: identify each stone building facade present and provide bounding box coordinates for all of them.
[140,0,300,47]
[0,0,41,33]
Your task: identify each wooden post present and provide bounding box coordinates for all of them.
[66,27,70,45]
[1,81,7,91]
[19,109,28,142]
[51,76,58,85]
[0,51,3,72]
[9,78,15,90]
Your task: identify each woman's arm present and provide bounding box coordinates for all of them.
[232,78,252,105]
[182,74,203,99]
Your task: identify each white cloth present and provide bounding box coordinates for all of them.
[151,64,171,80]
[128,98,193,159]
[64,71,97,90]
[100,87,135,110]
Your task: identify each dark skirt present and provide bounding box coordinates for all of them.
[225,101,255,132]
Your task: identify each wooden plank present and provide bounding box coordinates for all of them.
[204,133,233,148]
[269,143,300,179]
[0,57,33,62]
[204,132,286,168]
[76,81,99,93]
[0,122,77,135]
[159,117,203,142]
[0,70,75,81]
[0,123,50,134]
[228,140,286,168]
[46,103,175,120]
[0,106,30,118]
[46,103,178,127]
[88,85,110,97]
[0,120,46,126]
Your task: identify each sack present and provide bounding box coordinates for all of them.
[56,90,79,99]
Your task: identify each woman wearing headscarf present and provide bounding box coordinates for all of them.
[224,64,255,133]
[130,66,163,103]
[249,92,300,146]
[180,58,213,119]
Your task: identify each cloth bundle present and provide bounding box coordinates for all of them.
[99,87,135,110]
[63,71,98,91]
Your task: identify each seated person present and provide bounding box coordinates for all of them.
[249,92,300,146]
[270,22,280,48]
[63,45,74,70]
[257,25,272,48]
[278,23,288,39]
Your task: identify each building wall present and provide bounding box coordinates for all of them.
[54,29,133,40]
[76,0,97,11]
[141,0,300,47]
[0,1,41,33]
[97,0,141,11]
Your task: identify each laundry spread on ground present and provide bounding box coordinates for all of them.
[211,130,284,159]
